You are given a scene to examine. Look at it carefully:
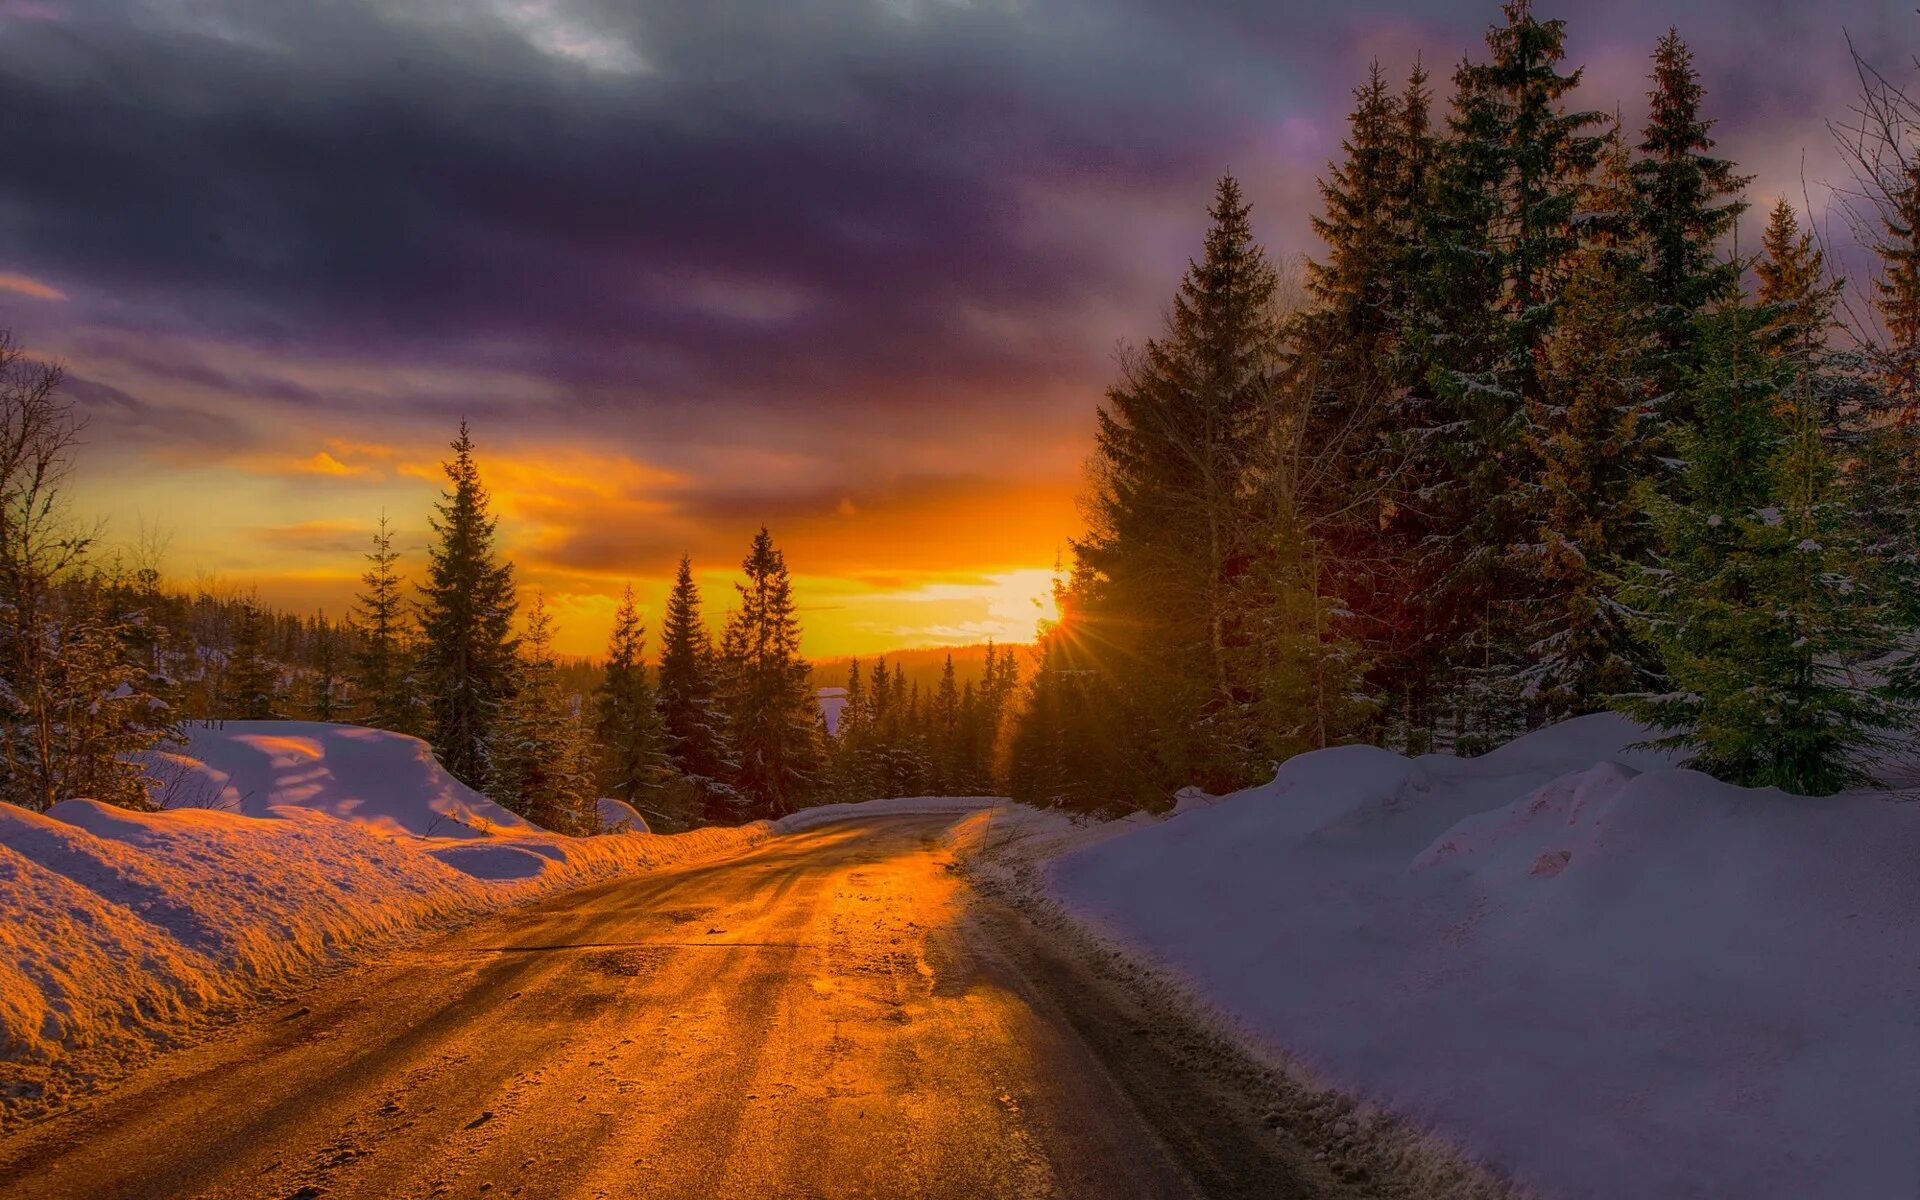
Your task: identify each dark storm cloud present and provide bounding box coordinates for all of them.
[0,0,1269,424]
[2,0,1915,462]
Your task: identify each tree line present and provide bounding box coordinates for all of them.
[1007,1,1920,808]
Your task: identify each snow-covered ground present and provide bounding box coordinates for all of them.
[0,722,768,1124]
[1044,713,1920,1199]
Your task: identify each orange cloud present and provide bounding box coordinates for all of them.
[0,272,66,301]
[233,446,388,480]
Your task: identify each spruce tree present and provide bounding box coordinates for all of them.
[1298,63,1433,745]
[307,614,345,722]
[831,656,875,800]
[1618,305,1898,793]
[1301,62,1403,452]
[931,653,961,790]
[1076,175,1285,790]
[1757,199,1835,348]
[656,554,740,822]
[1633,28,1750,417]
[719,528,820,818]
[417,422,518,789]
[352,514,424,736]
[221,599,282,719]
[1523,122,1660,719]
[1337,60,1443,748]
[975,641,1019,783]
[490,593,594,832]
[1403,0,1604,749]
[596,585,672,821]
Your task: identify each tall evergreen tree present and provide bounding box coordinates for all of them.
[596,585,672,822]
[1366,59,1450,750]
[1874,157,1920,413]
[719,528,820,818]
[1301,62,1404,439]
[1298,63,1431,743]
[417,422,518,789]
[1525,126,1660,719]
[1075,175,1285,790]
[1402,0,1605,749]
[656,554,740,823]
[1633,28,1750,416]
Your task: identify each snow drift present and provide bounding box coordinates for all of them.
[143,720,533,837]
[0,722,768,1124]
[1048,713,1920,1199]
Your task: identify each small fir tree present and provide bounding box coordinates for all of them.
[595,585,674,821]
[719,528,821,818]
[490,593,595,832]
[656,554,740,823]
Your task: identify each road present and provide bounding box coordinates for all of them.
[0,814,1313,1200]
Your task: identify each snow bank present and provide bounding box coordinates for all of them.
[1048,713,1920,1200]
[148,721,532,837]
[0,722,769,1124]
[772,795,1003,834]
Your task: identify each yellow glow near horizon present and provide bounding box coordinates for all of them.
[70,441,1077,659]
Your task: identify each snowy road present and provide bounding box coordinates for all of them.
[0,814,1312,1200]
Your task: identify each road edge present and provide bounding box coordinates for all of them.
[944,808,1533,1200]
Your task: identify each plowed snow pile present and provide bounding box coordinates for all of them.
[1049,713,1920,1199]
[0,722,768,1123]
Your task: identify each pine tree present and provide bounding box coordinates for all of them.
[596,585,672,821]
[490,593,595,833]
[352,514,424,735]
[719,528,820,818]
[656,554,740,823]
[1634,28,1750,418]
[417,422,518,789]
[221,599,282,719]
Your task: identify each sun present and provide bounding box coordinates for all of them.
[981,568,1061,641]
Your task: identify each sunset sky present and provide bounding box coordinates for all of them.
[1,0,1912,656]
